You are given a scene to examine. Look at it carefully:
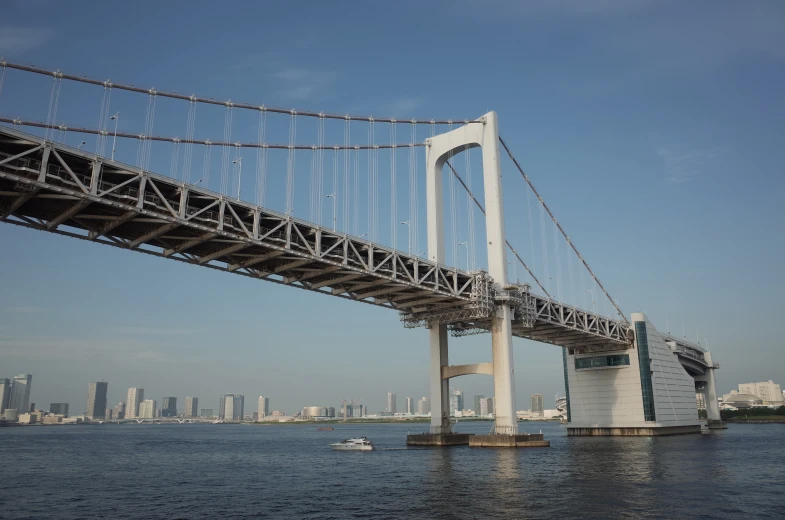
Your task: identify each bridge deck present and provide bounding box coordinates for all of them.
[0,126,631,350]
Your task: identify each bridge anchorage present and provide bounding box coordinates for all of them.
[0,61,723,441]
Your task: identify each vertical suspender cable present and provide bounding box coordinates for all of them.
[390,120,396,249]
[202,142,213,190]
[343,117,350,233]
[182,99,197,184]
[286,111,297,215]
[256,108,267,207]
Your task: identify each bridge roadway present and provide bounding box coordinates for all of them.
[0,126,630,350]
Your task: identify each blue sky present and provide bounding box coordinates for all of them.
[1,0,783,415]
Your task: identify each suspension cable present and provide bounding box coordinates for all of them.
[499,136,627,322]
[1,61,480,125]
[443,160,550,296]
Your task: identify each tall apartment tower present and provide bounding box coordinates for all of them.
[405,397,414,415]
[9,374,32,412]
[258,396,270,418]
[387,392,397,414]
[0,378,10,413]
[87,382,108,419]
[184,397,198,418]
[474,394,486,415]
[139,399,156,419]
[417,397,431,415]
[125,388,144,419]
[220,394,245,421]
[113,402,126,419]
[161,397,177,417]
[531,394,544,415]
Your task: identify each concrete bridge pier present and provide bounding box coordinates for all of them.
[696,352,726,429]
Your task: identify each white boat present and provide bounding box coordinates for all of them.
[330,437,374,451]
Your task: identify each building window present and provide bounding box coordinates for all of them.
[634,322,656,422]
[574,354,630,370]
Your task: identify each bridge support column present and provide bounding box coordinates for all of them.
[702,352,724,428]
[429,324,451,434]
[481,112,518,435]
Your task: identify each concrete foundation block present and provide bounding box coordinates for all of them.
[469,433,550,448]
[406,433,473,446]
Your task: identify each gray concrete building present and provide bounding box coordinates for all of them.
[49,402,69,416]
[184,397,198,418]
[125,388,144,419]
[9,374,32,413]
[87,382,108,419]
[0,378,10,413]
[161,397,177,417]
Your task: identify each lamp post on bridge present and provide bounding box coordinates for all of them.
[232,158,243,199]
[77,140,86,150]
[110,112,119,161]
[551,276,561,302]
[326,193,337,231]
[400,220,411,253]
[584,289,596,313]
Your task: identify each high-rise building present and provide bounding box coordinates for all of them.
[479,397,491,416]
[184,397,198,418]
[474,394,485,414]
[125,388,144,419]
[49,403,69,416]
[200,408,214,418]
[9,374,32,413]
[449,389,464,416]
[0,378,10,413]
[258,396,270,418]
[113,402,126,419]
[417,397,431,415]
[738,381,783,404]
[161,397,177,417]
[531,394,544,415]
[405,397,414,415]
[696,393,707,410]
[105,408,113,420]
[87,382,108,419]
[387,392,397,414]
[138,399,156,419]
[220,394,244,421]
[487,397,494,415]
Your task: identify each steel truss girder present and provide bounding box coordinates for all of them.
[0,126,635,351]
[0,126,475,314]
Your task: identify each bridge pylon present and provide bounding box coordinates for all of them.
[424,111,518,437]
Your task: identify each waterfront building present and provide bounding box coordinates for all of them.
[271,410,285,416]
[696,393,707,410]
[200,408,214,418]
[219,394,244,421]
[3,409,18,422]
[113,402,126,419]
[9,374,32,414]
[479,397,492,416]
[387,392,397,414]
[105,408,112,419]
[531,394,544,415]
[406,397,414,415]
[18,412,37,424]
[138,399,156,419]
[0,378,10,413]
[417,397,431,415]
[738,381,783,405]
[258,396,270,418]
[125,388,144,419]
[161,397,177,417]
[184,397,198,418]
[473,394,485,415]
[49,403,69,416]
[449,389,464,416]
[87,382,108,419]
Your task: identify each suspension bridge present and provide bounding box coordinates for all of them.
[0,60,722,440]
